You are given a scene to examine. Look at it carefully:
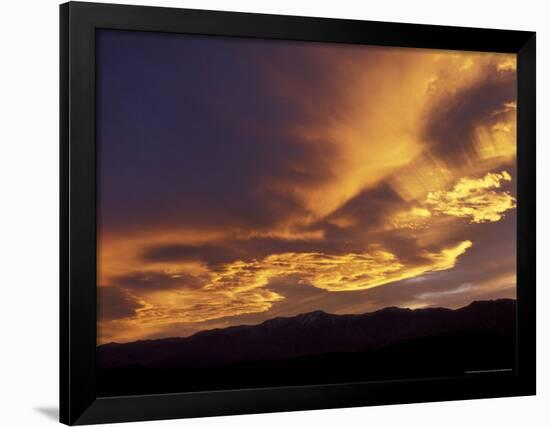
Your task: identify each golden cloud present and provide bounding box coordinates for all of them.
[389,207,432,230]
[98,239,473,343]
[426,171,516,223]
[199,239,472,294]
[268,240,471,292]
[97,285,284,344]
[136,287,283,325]
[389,153,456,203]
[266,49,516,225]
[388,170,516,233]
[473,102,516,163]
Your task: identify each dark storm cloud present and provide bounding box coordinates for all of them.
[140,180,413,267]
[144,184,410,268]
[97,286,143,321]
[96,30,340,236]
[424,63,516,163]
[115,272,206,291]
[141,243,239,266]
[326,183,402,229]
[142,236,342,267]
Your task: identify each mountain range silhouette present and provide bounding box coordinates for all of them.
[98,298,516,372]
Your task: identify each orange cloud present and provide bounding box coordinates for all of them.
[98,284,284,344]
[426,171,516,223]
[265,48,516,225]
[388,170,516,233]
[97,239,473,343]
[263,240,472,292]
[389,207,432,230]
[473,103,516,163]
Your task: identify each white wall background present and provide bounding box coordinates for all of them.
[0,0,546,425]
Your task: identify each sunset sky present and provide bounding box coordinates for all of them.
[96,30,517,344]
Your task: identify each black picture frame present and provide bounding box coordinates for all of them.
[60,1,536,425]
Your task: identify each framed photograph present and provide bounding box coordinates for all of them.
[60,1,536,425]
